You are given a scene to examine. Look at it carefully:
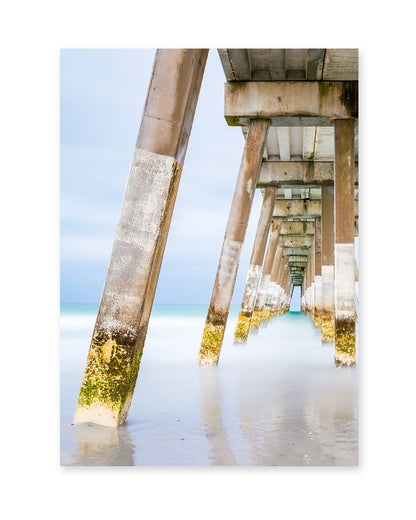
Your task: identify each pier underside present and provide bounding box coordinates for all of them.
[74,48,358,428]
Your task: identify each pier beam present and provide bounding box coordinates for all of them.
[314,218,322,327]
[251,217,282,328]
[198,118,270,365]
[234,187,277,343]
[321,185,335,342]
[74,49,208,426]
[334,119,356,366]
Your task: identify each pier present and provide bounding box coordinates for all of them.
[74,48,358,427]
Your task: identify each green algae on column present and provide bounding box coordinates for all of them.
[198,322,225,365]
[234,313,251,343]
[335,317,356,366]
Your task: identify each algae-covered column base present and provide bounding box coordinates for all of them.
[234,187,276,343]
[334,119,356,366]
[321,266,335,342]
[334,245,356,365]
[198,118,270,365]
[74,49,208,427]
[251,217,282,330]
[313,218,322,327]
[321,185,335,342]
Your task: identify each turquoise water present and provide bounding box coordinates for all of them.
[60,304,358,466]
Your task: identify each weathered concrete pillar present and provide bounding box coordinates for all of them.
[285,269,292,312]
[278,262,289,314]
[308,250,313,316]
[74,49,208,427]
[321,185,335,342]
[305,244,315,319]
[283,268,291,313]
[301,279,305,313]
[251,217,282,328]
[263,240,281,321]
[355,257,359,304]
[334,119,356,366]
[314,218,322,327]
[198,119,270,365]
[268,243,284,317]
[234,187,277,343]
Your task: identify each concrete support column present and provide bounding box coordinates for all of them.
[251,218,282,328]
[281,269,289,313]
[314,218,322,327]
[302,253,309,314]
[310,238,315,321]
[74,49,208,426]
[264,241,281,319]
[321,185,335,342]
[284,261,290,311]
[334,119,356,366]
[273,251,286,315]
[305,245,315,319]
[301,279,305,313]
[284,268,291,312]
[355,258,359,304]
[268,244,284,317]
[280,264,289,313]
[234,187,277,343]
[198,118,270,365]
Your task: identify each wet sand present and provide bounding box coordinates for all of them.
[61,306,358,466]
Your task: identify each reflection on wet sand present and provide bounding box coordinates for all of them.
[61,310,358,466]
[196,313,358,466]
[198,367,237,465]
[62,422,135,466]
[236,364,357,465]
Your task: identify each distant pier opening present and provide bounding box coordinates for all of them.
[290,286,301,312]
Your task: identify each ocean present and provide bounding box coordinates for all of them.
[60,303,358,466]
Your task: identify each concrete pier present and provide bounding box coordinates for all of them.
[313,218,322,327]
[74,49,208,427]
[334,119,356,366]
[267,243,283,317]
[198,118,270,365]
[251,217,282,328]
[306,243,315,320]
[277,259,291,314]
[321,185,335,342]
[355,258,359,304]
[234,187,277,343]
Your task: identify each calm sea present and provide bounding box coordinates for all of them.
[60,303,358,466]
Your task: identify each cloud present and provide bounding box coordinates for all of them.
[61,234,113,262]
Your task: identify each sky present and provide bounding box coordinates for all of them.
[60,49,268,305]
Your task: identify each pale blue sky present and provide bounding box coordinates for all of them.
[60,49,267,304]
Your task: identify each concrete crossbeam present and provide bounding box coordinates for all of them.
[282,236,312,248]
[225,81,358,126]
[284,247,310,256]
[257,161,359,187]
[273,199,358,218]
[287,255,308,263]
[280,221,314,235]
